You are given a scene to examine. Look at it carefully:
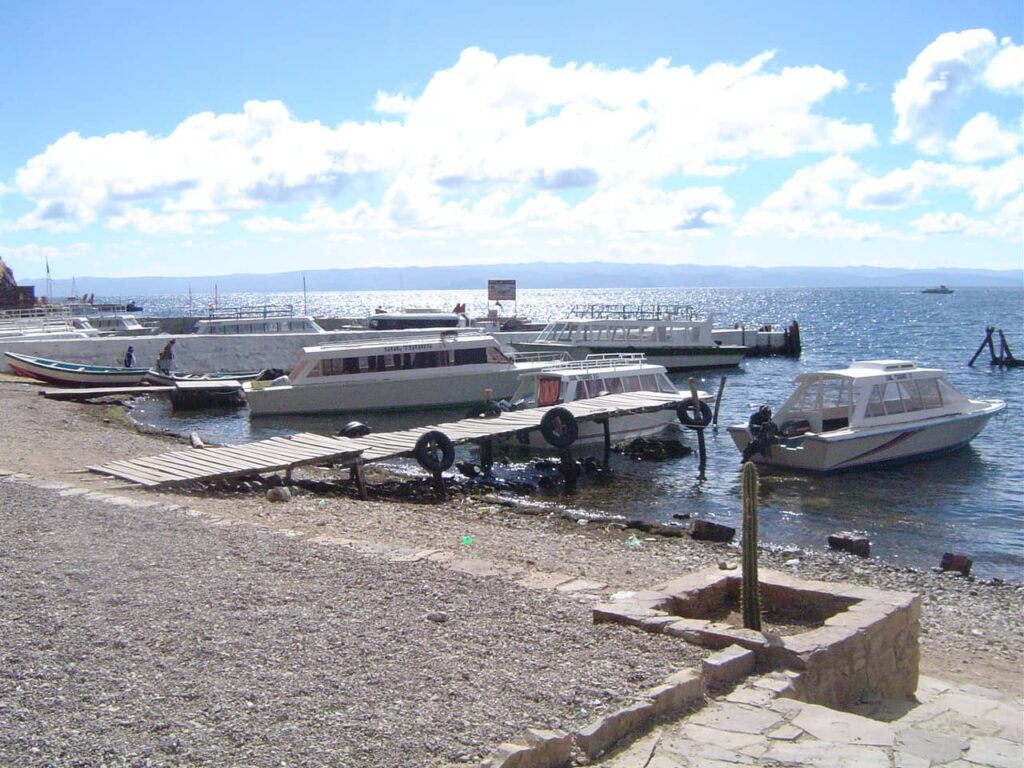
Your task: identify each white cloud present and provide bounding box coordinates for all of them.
[738,156,887,239]
[949,113,1022,162]
[983,41,1024,91]
[14,47,871,238]
[0,243,91,268]
[892,29,1021,154]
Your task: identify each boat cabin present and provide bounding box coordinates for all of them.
[285,331,511,384]
[775,360,969,435]
[510,354,677,408]
[194,306,326,335]
[367,312,469,330]
[533,316,714,347]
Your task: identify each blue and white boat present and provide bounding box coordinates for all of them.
[4,350,149,387]
[728,360,1005,471]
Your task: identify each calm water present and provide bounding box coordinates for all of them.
[128,286,1024,581]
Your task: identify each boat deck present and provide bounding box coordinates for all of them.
[87,391,689,488]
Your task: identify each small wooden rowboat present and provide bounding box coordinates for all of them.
[143,368,267,386]
[4,351,149,387]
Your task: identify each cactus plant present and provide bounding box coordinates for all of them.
[740,461,762,631]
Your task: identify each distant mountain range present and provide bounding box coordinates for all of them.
[25,262,1023,296]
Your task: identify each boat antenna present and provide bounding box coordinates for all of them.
[303,273,308,315]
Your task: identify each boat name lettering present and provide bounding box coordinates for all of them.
[381,343,437,353]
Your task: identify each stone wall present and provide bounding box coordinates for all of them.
[594,567,920,711]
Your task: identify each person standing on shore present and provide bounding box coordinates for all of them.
[123,346,136,368]
[157,339,176,373]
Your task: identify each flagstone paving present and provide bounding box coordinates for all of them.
[594,675,1023,767]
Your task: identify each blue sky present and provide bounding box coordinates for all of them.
[0,0,1021,280]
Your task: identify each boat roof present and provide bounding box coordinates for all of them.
[523,354,667,378]
[794,360,945,382]
[301,329,496,355]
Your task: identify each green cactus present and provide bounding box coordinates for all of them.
[740,461,762,631]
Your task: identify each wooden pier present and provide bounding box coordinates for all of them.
[40,379,245,409]
[88,391,695,490]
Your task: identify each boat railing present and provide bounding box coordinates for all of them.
[569,303,695,321]
[0,305,77,332]
[206,304,297,320]
[506,351,570,363]
[314,328,491,352]
[538,353,652,371]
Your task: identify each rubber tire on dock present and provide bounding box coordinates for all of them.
[414,430,456,473]
[540,407,579,448]
[337,421,372,438]
[677,399,713,429]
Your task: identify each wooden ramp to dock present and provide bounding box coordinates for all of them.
[88,391,690,488]
[42,385,174,400]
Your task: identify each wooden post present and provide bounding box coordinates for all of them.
[712,376,727,428]
[349,459,367,500]
[600,418,611,468]
[558,447,578,492]
[479,437,494,473]
[687,377,707,478]
[432,470,445,499]
[968,326,995,367]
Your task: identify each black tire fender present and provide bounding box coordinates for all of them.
[677,399,713,429]
[540,407,579,448]
[336,421,371,438]
[414,430,455,473]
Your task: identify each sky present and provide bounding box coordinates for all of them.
[0,0,1021,280]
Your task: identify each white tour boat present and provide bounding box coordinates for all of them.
[244,330,559,416]
[511,304,746,371]
[503,354,711,450]
[728,360,1005,472]
[193,305,327,335]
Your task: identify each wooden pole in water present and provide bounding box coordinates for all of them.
[968,326,995,367]
[713,376,727,428]
[600,418,611,468]
[688,377,707,478]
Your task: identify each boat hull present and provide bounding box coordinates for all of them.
[4,351,149,387]
[245,364,529,416]
[727,404,1004,472]
[504,410,679,451]
[510,341,744,371]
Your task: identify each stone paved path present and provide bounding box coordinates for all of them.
[594,673,1023,767]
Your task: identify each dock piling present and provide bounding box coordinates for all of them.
[687,377,708,478]
[712,376,727,429]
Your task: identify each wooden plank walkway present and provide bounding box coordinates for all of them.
[88,391,690,488]
[42,385,174,400]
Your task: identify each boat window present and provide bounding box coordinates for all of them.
[865,385,886,417]
[454,347,487,365]
[792,380,821,411]
[538,377,561,406]
[897,381,927,412]
[621,376,641,392]
[486,347,510,364]
[821,378,853,408]
[411,351,443,369]
[881,382,906,414]
[604,377,624,394]
[639,374,658,391]
[575,381,592,400]
[918,379,943,409]
[656,374,676,393]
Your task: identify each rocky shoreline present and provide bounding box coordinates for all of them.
[0,376,1021,763]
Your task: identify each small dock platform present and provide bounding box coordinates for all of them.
[88,391,692,489]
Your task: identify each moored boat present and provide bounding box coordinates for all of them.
[143,368,269,386]
[243,330,561,417]
[511,304,746,371]
[728,360,1004,472]
[922,285,954,294]
[4,350,149,387]
[502,353,711,450]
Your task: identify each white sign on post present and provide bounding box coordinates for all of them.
[487,279,516,301]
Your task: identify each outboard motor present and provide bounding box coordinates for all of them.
[742,405,779,463]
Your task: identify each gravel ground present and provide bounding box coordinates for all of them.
[0,378,1021,765]
[0,478,706,767]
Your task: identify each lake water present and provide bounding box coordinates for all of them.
[128,286,1024,581]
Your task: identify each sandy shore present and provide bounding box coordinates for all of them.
[1,374,1021,703]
